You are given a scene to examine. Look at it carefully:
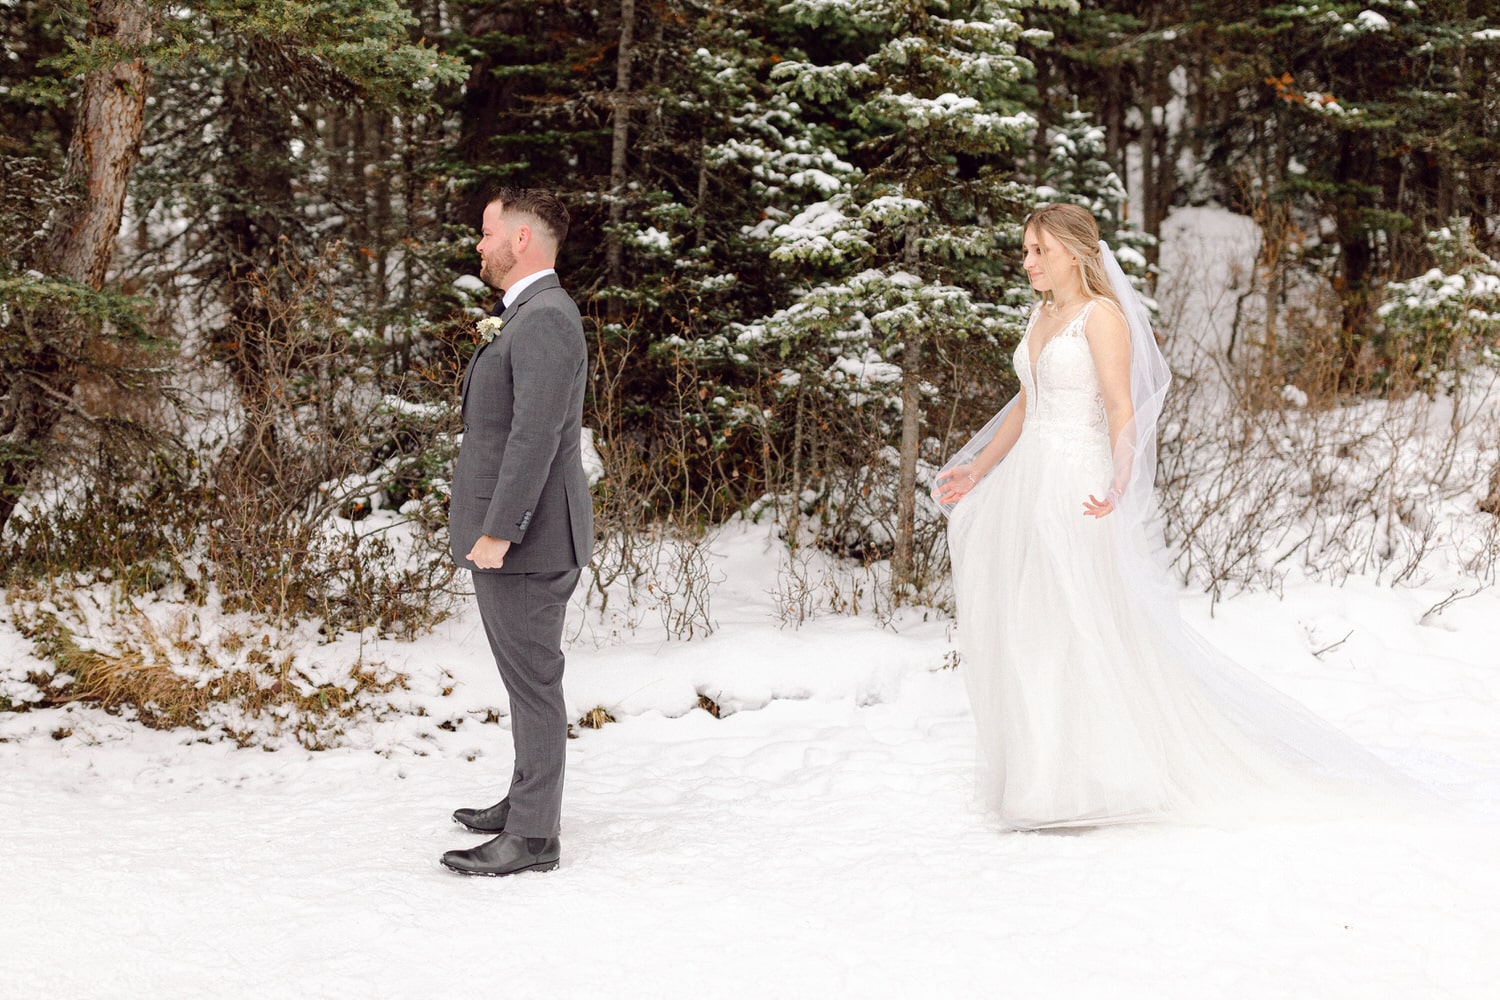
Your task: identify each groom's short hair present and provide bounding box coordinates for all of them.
[487,187,569,248]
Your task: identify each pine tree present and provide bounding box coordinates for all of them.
[444,1,870,519]
[1179,0,1500,384]
[0,0,158,540]
[735,0,1057,593]
[1038,106,1155,283]
[2,0,465,547]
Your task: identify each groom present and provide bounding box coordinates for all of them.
[442,188,593,877]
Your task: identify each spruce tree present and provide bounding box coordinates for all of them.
[0,0,158,541]
[1038,106,1155,284]
[738,0,1056,593]
[1187,1,1500,384]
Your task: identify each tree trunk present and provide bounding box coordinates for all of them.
[1138,45,1160,252]
[1334,136,1379,385]
[45,1,154,289]
[0,0,154,539]
[695,139,709,247]
[1103,63,1124,190]
[892,218,924,597]
[367,112,391,328]
[605,0,636,321]
[1147,63,1174,252]
[454,3,521,227]
[216,68,296,485]
[1033,52,1052,179]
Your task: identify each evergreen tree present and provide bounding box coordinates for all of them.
[1026,0,1500,389]
[0,0,158,540]
[2,0,464,549]
[446,1,865,518]
[735,0,1054,592]
[1038,106,1154,268]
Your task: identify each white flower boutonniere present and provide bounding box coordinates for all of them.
[477,316,506,345]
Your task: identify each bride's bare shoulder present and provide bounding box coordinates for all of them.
[1083,296,1129,344]
[1091,296,1126,320]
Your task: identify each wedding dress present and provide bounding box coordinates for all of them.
[943,249,1407,830]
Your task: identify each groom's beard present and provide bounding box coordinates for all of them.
[480,242,518,290]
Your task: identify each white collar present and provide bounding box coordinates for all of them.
[502,268,556,308]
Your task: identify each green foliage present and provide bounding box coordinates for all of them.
[1037,106,1155,286]
[1027,0,1500,384]
[3,242,460,638]
[1374,220,1500,392]
[0,0,1218,652]
[685,0,1049,577]
[0,271,148,338]
[151,0,467,104]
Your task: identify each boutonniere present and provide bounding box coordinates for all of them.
[476,315,505,345]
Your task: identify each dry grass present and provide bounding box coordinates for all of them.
[13,596,406,748]
[23,609,209,729]
[49,621,210,729]
[576,706,616,729]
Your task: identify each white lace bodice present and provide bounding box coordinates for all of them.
[1015,300,1110,472]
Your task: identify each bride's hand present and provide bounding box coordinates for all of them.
[1082,489,1120,518]
[934,464,982,504]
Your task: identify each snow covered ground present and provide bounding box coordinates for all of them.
[4,203,1500,998]
[3,519,1499,1000]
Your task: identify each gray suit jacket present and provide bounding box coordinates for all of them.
[449,274,594,574]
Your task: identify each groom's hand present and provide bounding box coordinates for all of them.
[467,534,511,569]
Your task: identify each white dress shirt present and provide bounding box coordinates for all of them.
[503,268,557,308]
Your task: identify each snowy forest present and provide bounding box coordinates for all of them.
[4,0,1498,732]
[5,2,1500,996]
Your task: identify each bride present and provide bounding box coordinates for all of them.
[935,203,1399,830]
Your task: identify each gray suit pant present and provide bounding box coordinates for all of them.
[471,568,580,838]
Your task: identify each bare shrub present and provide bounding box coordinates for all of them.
[581,317,723,640]
[197,244,458,633]
[769,533,896,627]
[615,286,1017,612]
[1156,211,1500,605]
[1,242,460,737]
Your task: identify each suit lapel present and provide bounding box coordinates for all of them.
[458,274,565,416]
[460,299,515,415]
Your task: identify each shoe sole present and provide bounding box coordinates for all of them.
[452,817,506,835]
[440,858,560,877]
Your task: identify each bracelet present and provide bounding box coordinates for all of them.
[966,472,977,486]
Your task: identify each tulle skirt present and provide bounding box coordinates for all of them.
[947,422,1338,830]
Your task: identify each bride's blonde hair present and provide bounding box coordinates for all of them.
[1022,203,1119,311]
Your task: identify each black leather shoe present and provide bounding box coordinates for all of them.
[452,798,510,834]
[441,832,560,877]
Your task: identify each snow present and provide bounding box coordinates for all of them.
[4,516,1499,998]
[767,200,871,263]
[580,427,604,486]
[627,226,672,252]
[451,274,486,295]
[830,349,903,386]
[379,393,447,420]
[786,168,845,195]
[4,210,1500,999]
